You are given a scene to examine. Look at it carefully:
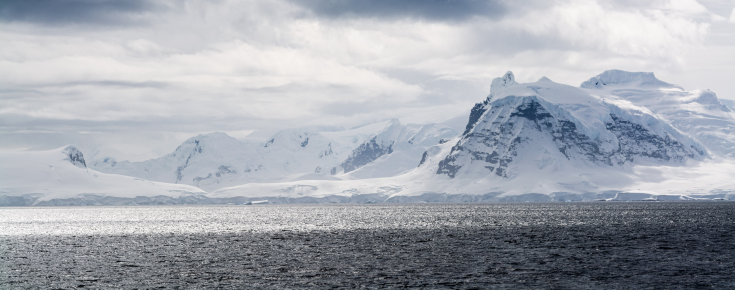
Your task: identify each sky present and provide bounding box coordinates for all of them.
[1,0,734,161]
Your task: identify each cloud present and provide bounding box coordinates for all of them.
[0,0,730,161]
[0,0,162,26]
[505,1,708,60]
[288,0,507,21]
[40,80,169,89]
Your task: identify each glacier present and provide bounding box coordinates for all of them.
[2,70,735,205]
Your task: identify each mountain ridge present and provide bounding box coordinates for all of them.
[3,69,735,205]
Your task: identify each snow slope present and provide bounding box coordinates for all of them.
[338,120,457,179]
[0,146,206,206]
[580,70,735,158]
[210,158,735,202]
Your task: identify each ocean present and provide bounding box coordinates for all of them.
[1,202,733,288]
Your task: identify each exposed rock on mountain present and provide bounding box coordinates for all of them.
[342,137,394,173]
[339,120,458,178]
[62,145,87,168]
[438,71,706,179]
[581,71,735,158]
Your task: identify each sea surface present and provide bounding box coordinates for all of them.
[0,202,733,289]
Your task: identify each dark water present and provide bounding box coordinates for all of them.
[1,202,733,289]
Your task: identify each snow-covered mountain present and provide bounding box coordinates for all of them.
[340,120,457,179]
[90,120,458,191]
[5,70,734,205]
[210,70,735,202]
[437,71,707,180]
[0,146,206,206]
[580,70,735,158]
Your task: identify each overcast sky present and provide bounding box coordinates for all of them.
[2,0,734,161]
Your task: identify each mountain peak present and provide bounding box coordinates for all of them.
[580,70,679,89]
[181,132,238,146]
[190,132,234,141]
[489,71,517,99]
[173,132,242,157]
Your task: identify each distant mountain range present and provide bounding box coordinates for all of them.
[0,145,205,206]
[89,119,458,191]
[3,70,734,205]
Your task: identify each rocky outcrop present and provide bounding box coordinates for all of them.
[62,145,86,168]
[341,137,394,173]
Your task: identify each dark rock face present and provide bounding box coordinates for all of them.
[509,100,552,121]
[418,151,429,167]
[63,146,86,168]
[193,165,237,185]
[437,97,702,179]
[215,165,236,177]
[341,137,394,173]
[463,101,488,135]
[320,143,333,158]
[437,155,463,178]
[264,139,274,147]
[175,140,203,183]
[605,114,699,163]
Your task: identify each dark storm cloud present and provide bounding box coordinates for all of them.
[0,0,161,25]
[289,0,507,21]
